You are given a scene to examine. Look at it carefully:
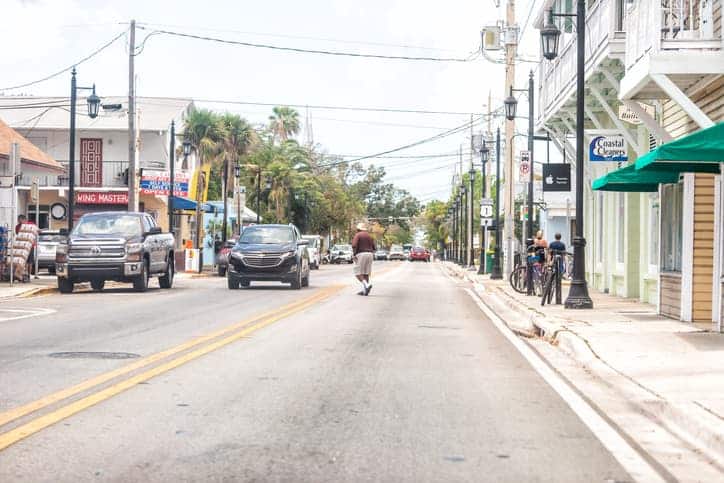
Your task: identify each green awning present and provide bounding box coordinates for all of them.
[635,122,724,174]
[592,164,681,192]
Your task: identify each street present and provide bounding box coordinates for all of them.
[0,262,635,482]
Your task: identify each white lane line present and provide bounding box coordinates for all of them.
[0,308,56,322]
[464,287,665,483]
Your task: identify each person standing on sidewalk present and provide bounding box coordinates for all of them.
[351,222,376,296]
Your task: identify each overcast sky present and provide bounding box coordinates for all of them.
[2,0,550,203]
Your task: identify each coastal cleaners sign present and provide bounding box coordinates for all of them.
[588,130,628,162]
[140,171,190,197]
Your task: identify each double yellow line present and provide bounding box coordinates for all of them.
[0,284,343,452]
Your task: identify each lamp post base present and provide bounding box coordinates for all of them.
[564,236,593,309]
[490,252,503,280]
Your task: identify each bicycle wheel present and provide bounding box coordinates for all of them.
[509,265,528,294]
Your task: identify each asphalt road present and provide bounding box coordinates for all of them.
[0,261,631,482]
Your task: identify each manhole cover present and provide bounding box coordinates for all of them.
[48,352,140,360]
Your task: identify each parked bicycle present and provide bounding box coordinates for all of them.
[541,250,566,306]
[510,246,545,296]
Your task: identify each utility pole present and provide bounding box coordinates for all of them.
[127,19,137,212]
[504,0,517,278]
[469,114,474,267]
[168,120,175,237]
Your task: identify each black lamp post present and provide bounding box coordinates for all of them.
[468,166,476,268]
[476,139,489,274]
[460,185,467,266]
[490,128,503,280]
[455,195,461,264]
[541,4,593,309]
[168,121,175,236]
[507,72,537,295]
[234,163,242,235]
[68,67,101,231]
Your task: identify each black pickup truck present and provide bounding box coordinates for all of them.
[55,211,175,293]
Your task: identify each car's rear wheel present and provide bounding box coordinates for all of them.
[240,280,250,288]
[217,264,226,277]
[58,278,74,294]
[91,280,105,292]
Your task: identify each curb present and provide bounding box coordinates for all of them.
[443,261,724,463]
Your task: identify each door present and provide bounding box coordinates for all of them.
[80,138,103,187]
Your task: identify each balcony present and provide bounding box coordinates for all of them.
[621,0,724,100]
[19,160,129,187]
[537,0,627,127]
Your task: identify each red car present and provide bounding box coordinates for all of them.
[409,247,430,262]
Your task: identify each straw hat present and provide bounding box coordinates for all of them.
[356,222,368,231]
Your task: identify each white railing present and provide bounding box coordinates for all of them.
[538,0,620,124]
[626,0,719,70]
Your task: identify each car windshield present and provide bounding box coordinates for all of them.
[72,214,142,237]
[333,245,351,252]
[303,237,319,248]
[239,226,293,244]
[390,245,403,252]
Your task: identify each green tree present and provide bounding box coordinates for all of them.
[269,106,301,143]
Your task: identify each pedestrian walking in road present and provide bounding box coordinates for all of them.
[351,222,376,296]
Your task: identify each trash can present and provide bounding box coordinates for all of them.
[485,250,494,272]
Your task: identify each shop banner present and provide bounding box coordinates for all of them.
[588,130,628,162]
[542,163,571,192]
[140,171,190,197]
[75,191,129,205]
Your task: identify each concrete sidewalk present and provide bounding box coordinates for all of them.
[0,275,57,300]
[444,261,724,465]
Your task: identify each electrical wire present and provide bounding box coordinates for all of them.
[136,26,475,63]
[0,30,127,92]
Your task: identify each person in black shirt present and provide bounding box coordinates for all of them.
[548,233,566,252]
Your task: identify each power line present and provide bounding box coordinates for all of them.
[0,30,127,92]
[191,97,481,116]
[137,22,461,53]
[136,26,475,63]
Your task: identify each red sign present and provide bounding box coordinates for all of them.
[80,138,103,187]
[75,191,129,205]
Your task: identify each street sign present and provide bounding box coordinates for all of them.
[519,150,530,181]
[480,198,493,218]
[588,130,628,162]
[542,163,571,192]
[30,177,39,203]
[618,102,655,125]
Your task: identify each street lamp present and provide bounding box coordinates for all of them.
[67,68,101,231]
[541,3,593,309]
[508,71,536,295]
[182,139,192,157]
[504,87,518,122]
[468,165,476,269]
[460,185,467,266]
[490,128,503,280]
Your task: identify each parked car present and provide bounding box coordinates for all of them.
[37,230,65,274]
[302,235,322,269]
[55,212,175,293]
[409,246,430,262]
[331,244,353,264]
[215,238,237,277]
[388,244,405,261]
[227,224,310,289]
[374,249,389,261]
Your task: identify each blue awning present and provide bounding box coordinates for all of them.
[169,196,215,213]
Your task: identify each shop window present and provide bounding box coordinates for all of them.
[661,183,683,272]
[616,193,625,264]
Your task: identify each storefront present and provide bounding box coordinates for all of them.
[593,122,724,330]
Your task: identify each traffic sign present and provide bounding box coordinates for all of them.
[519,150,530,181]
[480,198,493,218]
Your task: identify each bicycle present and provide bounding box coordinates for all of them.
[510,250,545,296]
[541,250,565,306]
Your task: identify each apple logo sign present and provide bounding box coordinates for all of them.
[546,175,554,185]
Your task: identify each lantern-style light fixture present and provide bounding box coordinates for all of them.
[265,177,273,190]
[540,9,562,61]
[86,85,101,119]
[234,163,241,178]
[182,139,192,157]
[480,141,490,163]
[504,86,518,121]
[469,165,476,180]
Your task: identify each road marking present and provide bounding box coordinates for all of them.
[0,285,341,433]
[0,308,56,322]
[463,288,665,483]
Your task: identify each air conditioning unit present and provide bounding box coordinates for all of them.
[481,26,502,51]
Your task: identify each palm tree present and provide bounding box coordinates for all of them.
[219,113,258,237]
[269,106,300,143]
[183,108,224,251]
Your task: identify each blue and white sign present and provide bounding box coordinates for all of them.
[588,131,628,162]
